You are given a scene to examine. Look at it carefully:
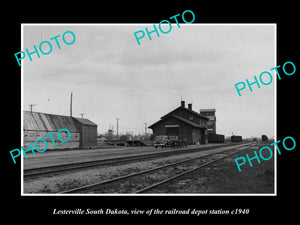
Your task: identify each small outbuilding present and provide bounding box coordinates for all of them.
[73,117,97,148]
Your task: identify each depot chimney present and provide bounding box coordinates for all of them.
[181,101,185,108]
[188,103,192,110]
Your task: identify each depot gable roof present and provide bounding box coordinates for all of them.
[161,106,209,121]
[148,115,206,129]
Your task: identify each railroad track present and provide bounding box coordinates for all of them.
[59,143,255,194]
[24,143,250,179]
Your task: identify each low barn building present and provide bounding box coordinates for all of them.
[149,101,209,145]
[23,111,97,150]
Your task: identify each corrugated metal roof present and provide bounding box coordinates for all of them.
[24,111,79,132]
[73,117,97,126]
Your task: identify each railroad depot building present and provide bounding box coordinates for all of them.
[23,111,97,149]
[148,101,209,145]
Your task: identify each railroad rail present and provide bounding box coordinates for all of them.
[59,143,255,194]
[24,143,250,179]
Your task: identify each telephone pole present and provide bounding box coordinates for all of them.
[70,92,73,117]
[29,104,36,112]
[79,113,85,118]
[116,118,119,138]
[144,123,147,141]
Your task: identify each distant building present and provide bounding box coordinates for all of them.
[149,101,209,145]
[23,111,97,149]
[231,135,243,142]
[106,128,114,140]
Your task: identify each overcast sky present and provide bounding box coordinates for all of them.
[22,24,275,138]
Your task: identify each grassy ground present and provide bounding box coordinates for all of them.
[154,141,275,194]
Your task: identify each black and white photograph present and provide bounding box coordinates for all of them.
[4,5,298,220]
[21,24,276,195]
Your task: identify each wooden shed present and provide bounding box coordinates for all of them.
[73,117,97,148]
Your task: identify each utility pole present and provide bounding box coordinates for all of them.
[79,113,85,118]
[116,118,119,138]
[70,92,73,117]
[29,104,36,112]
[144,123,147,141]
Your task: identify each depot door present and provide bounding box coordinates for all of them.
[165,125,179,137]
